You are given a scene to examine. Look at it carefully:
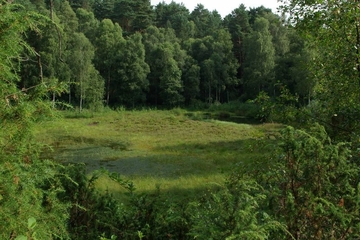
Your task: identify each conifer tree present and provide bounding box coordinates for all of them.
[0,1,69,238]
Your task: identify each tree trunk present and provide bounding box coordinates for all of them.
[52,92,55,108]
[106,70,110,105]
[69,80,71,105]
[79,79,83,112]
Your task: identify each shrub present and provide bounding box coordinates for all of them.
[188,178,282,239]
[262,125,360,239]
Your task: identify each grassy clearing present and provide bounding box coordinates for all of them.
[35,109,281,199]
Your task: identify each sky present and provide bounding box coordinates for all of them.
[150,0,281,18]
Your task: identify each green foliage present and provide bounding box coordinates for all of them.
[252,91,274,122]
[56,164,192,239]
[188,178,282,239]
[57,0,79,34]
[7,1,360,240]
[0,2,70,238]
[223,4,251,81]
[260,125,360,239]
[94,18,124,105]
[251,86,300,124]
[143,26,185,106]
[243,17,275,98]
[14,217,37,240]
[67,32,98,111]
[76,8,99,41]
[34,108,282,239]
[158,49,183,107]
[84,67,105,111]
[112,0,154,34]
[185,29,239,104]
[0,2,43,83]
[154,1,193,40]
[280,0,360,139]
[190,4,222,38]
[0,159,70,239]
[182,60,200,104]
[117,32,150,106]
[57,165,132,239]
[275,28,315,105]
[13,0,307,110]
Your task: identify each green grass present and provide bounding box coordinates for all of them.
[35,109,281,200]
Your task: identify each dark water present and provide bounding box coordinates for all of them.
[44,144,179,177]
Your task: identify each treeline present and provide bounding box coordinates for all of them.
[18,0,311,109]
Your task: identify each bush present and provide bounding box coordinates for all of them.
[235,102,260,119]
[57,166,192,239]
[187,99,210,110]
[261,125,360,239]
[57,165,134,239]
[0,159,70,239]
[188,178,282,239]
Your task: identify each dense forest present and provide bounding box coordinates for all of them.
[2,0,360,239]
[13,0,311,109]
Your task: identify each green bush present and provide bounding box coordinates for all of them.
[0,159,70,239]
[188,178,282,239]
[0,3,71,238]
[57,166,191,239]
[57,166,132,239]
[261,125,360,239]
[235,102,260,119]
[252,91,275,122]
[187,99,210,110]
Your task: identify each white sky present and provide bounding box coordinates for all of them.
[150,0,281,18]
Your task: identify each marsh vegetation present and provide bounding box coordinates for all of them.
[36,109,278,197]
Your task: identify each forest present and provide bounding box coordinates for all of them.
[12,0,310,109]
[2,0,360,239]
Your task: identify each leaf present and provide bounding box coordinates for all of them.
[28,217,37,230]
